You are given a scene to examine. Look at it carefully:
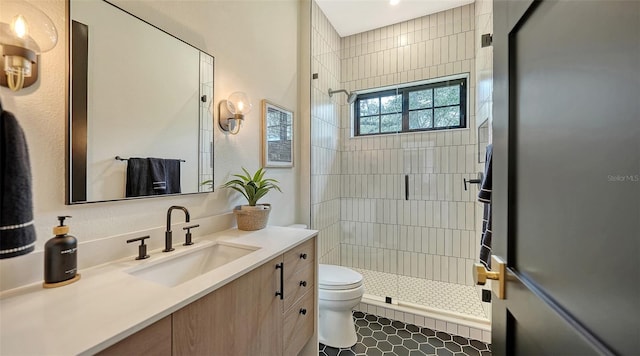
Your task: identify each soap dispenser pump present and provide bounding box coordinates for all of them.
[43,216,80,288]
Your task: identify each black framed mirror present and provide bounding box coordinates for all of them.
[67,0,214,204]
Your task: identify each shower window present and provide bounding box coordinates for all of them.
[357,90,402,134]
[354,77,467,136]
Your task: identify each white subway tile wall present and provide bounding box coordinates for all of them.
[475,0,494,321]
[476,0,494,140]
[311,0,496,327]
[311,1,342,264]
[337,3,480,286]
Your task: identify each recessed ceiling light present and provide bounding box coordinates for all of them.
[390,0,400,5]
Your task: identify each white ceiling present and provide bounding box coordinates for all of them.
[315,0,475,37]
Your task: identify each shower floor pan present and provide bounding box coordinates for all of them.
[352,268,488,321]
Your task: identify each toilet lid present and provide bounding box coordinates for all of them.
[318,264,363,290]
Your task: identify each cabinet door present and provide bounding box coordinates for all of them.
[97,316,171,356]
[283,286,315,356]
[172,256,283,356]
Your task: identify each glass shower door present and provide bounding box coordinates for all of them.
[339,89,404,307]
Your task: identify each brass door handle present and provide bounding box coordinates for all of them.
[473,255,506,299]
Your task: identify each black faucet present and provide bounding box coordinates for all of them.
[164,206,190,252]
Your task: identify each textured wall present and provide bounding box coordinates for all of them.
[338,4,479,286]
[0,0,303,290]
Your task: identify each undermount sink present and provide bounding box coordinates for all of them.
[127,242,259,287]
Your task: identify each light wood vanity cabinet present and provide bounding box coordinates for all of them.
[97,238,316,356]
[172,237,316,356]
[282,238,315,311]
[281,238,315,355]
[96,316,172,356]
[172,255,283,355]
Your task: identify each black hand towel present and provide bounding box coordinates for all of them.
[125,157,151,197]
[148,158,167,194]
[478,144,493,269]
[125,158,181,197]
[0,103,36,259]
[160,158,181,195]
[148,158,181,195]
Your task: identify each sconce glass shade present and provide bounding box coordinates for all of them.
[0,1,58,91]
[219,92,252,135]
[0,1,58,53]
[226,91,253,117]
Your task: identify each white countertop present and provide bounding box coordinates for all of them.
[0,226,317,356]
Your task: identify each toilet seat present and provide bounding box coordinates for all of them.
[319,264,363,290]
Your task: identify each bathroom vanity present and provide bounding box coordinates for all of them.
[0,227,317,355]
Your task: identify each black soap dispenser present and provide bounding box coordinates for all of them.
[43,216,80,288]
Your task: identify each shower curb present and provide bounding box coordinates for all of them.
[355,297,492,343]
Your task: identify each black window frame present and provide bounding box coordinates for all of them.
[354,77,467,136]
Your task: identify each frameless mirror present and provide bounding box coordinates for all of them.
[67,0,214,203]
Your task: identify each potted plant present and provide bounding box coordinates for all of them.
[224,167,281,230]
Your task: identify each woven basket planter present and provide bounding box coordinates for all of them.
[233,204,271,231]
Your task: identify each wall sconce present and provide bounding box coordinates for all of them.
[0,1,58,91]
[218,91,253,135]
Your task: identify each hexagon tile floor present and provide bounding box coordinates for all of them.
[319,311,491,356]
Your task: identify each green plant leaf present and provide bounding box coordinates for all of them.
[232,173,250,182]
[245,183,257,205]
[254,167,265,182]
[242,167,254,180]
[228,186,249,202]
[223,167,282,206]
[223,179,245,188]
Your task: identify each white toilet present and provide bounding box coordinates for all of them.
[318,264,365,348]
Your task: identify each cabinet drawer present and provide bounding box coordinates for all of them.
[283,238,315,281]
[284,264,314,311]
[283,289,314,356]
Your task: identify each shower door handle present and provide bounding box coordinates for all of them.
[405,175,409,200]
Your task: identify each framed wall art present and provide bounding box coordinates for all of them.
[262,100,294,168]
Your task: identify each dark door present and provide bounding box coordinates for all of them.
[492,1,639,354]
